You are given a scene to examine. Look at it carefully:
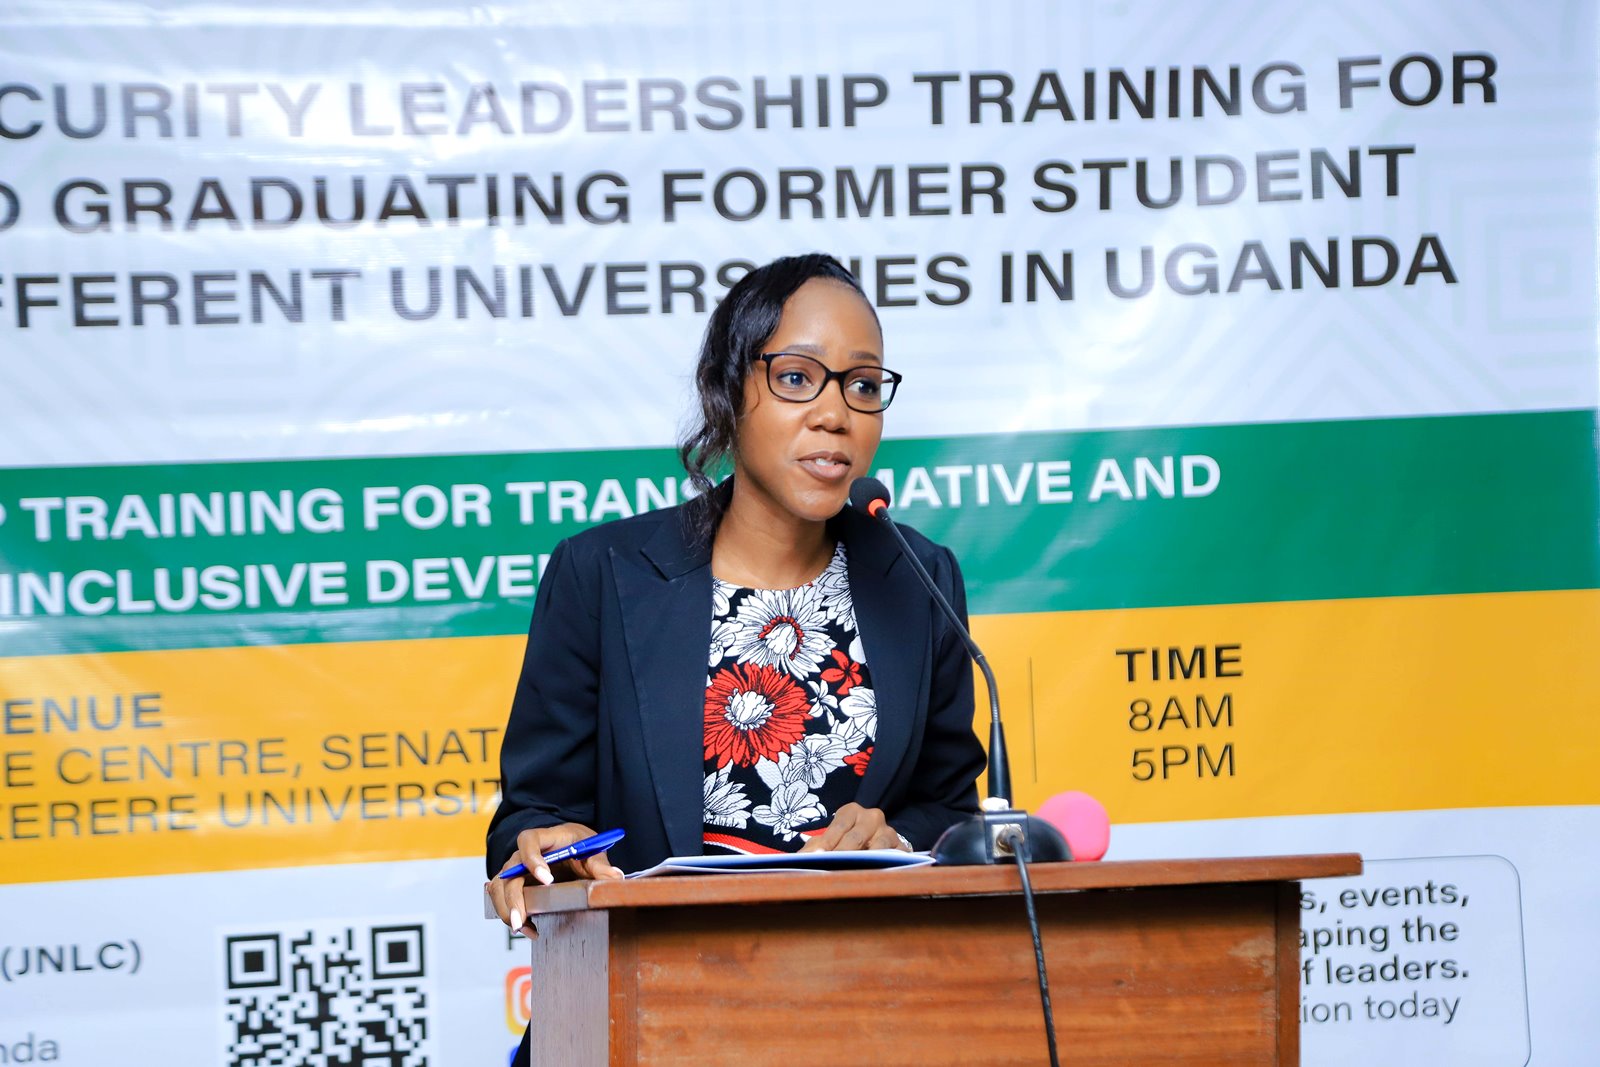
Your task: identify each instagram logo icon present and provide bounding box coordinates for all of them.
[505,967,532,1034]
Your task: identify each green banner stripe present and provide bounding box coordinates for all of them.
[906,408,1599,614]
[1,409,1596,657]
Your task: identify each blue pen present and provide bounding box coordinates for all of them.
[499,828,627,880]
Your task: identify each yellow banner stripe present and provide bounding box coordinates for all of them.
[3,587,1594,883]
[1,636,521,883]
[974,588,1600,821]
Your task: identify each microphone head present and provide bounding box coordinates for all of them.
[849,476,892,517]
[1035,790,1110,861]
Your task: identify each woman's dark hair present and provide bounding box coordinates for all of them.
[677,253,878,545]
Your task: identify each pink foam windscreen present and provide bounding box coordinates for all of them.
[1035,791,1111,861]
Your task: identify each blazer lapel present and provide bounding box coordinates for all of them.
[840,510,930,809]
[615,515,712,859]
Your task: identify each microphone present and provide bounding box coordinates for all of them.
[849,476,1069,866]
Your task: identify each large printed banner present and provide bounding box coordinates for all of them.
[2,2,1596,1063]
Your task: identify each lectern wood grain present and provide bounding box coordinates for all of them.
[520,854,1360,1066]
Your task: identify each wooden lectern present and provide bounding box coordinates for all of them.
[520,853,1361,1065]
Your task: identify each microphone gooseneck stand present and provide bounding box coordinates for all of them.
[850,478,1065,1067]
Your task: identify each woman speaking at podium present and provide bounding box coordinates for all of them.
[485,254,985,931]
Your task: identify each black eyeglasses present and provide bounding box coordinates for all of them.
[752,352,903,412]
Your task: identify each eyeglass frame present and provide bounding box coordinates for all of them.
[750,351,905,412]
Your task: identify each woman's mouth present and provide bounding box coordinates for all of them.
[799,453,851,481]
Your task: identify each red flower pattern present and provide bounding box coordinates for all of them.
[820,649,863,695]
[844,746,873,777]
[704,662,810,767]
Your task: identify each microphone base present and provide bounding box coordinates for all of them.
[931,808,1073,866]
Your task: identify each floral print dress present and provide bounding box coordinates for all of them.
[701,543,876,854]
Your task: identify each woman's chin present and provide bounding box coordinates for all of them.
[786,486,851,524]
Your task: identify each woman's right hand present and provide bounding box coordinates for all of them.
[486,823,626,935]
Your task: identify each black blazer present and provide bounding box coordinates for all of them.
[485,499,985,876]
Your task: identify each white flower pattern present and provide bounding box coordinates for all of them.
[811,544,856,630]
[752,780,828,840]
[806,678,839,718]
[703,765,752,829]
[836,687,878,747]
[776,734,851,789]
[720,585,833,678]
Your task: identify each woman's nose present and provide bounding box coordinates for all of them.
[806,387,851,430]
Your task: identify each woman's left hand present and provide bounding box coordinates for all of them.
[797,802,907,852]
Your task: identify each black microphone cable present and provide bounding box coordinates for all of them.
[999,825,1061,1067]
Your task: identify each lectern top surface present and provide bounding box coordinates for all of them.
[520,852,1361,915]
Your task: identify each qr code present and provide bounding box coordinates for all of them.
[223,922,431,1066]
